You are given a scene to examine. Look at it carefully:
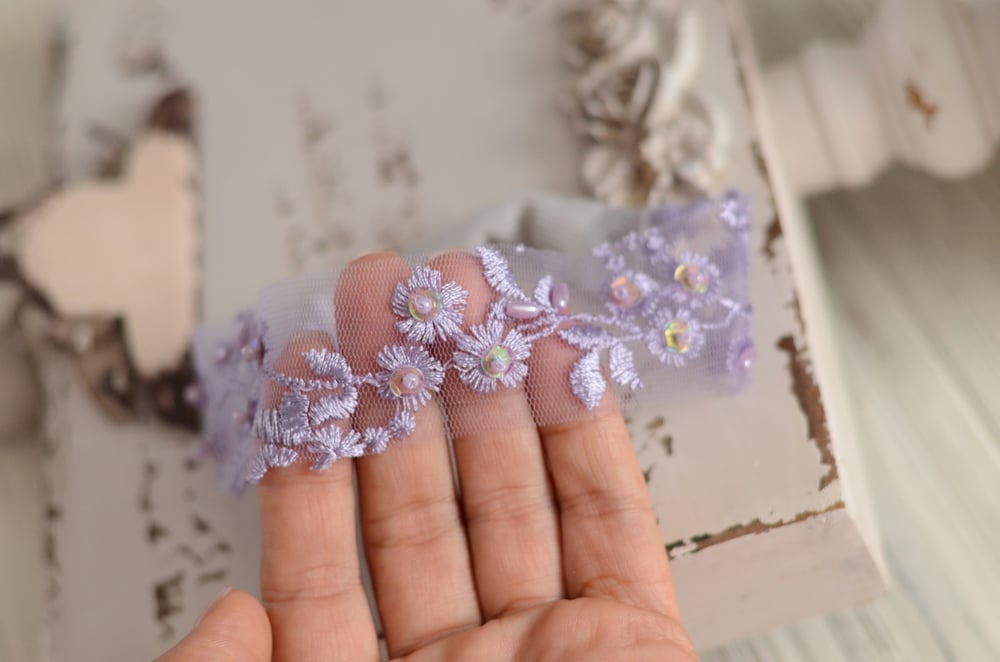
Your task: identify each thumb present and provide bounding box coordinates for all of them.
[155,588,272,662]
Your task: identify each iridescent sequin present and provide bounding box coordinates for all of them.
[674,264,709,294]
[608,275,641,308]
[663,319,691,353]
[481,345,512,378]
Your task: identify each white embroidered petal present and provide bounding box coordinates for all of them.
[302,348,353,382]
[263,444,298,468]
[533,274,554,307]
[477,246,526,300]
[308,387,358,425]
[278,390,311,445]
[251,407,281,444]
[570,350,607,410]
[388,410,416,439]
[363,427,391,454]
[609,343,643,390]
[245,449,269,483]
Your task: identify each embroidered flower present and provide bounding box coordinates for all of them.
[307,425,364,472]
[362,427,391,454]
[387,410,416,440]
[454,320,531,393]
[646,307,704,367]
[391,266,468,344]
[374,344,444,410]
[666,252,720,309]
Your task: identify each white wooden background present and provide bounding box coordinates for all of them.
[702,161,1000,662]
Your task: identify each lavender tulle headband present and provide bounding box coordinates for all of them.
[193,192,752,492]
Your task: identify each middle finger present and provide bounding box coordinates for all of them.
[432,251,564,619]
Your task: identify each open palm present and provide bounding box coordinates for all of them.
[160,252,698,661]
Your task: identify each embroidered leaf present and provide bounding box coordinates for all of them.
[309,387,358,425]
[278,390,311,444]
[476,246,526,300]
[307,427,363,471]
[263,444,298,468]
[609,343,643,390]
[251,407,281,444]
[245,449,269,483]
[303,348,352,382]
[570,350,607,410]
[533,274,553,307]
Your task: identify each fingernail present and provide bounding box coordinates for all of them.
[195,586,232,627]
[349,250,397,266]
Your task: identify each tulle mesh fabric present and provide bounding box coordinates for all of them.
[193,191,752,492]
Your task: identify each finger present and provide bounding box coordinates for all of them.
[336,252,480,657]
[398,598,697,662]
[529,335,681,619]
[430,251,563,618]
[257,332,379,661]
[155,589,271,662]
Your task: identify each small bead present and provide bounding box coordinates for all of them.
[505,300,541,320]
[183,384,204,407]
[241,339,263,363]
[389,366,424,396]
[481,345,512,378]
[737,343,755,371]
[550,282,571,311]
[214,345,231,363]
[408,288,441,321]
[232,404,252,425]
[663,320,691,354]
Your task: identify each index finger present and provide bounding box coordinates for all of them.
[257,331,379,662]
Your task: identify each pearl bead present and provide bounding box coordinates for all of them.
[232,404,252,425]
[183,384,204,407]
[550,282,571,311]
[505,301,541,320]
[389,366,424,396]
[214,345,231,363]
[737,343,755,371]
[663,320,691,353]
[675,264,709,294]
[241,339,263,363]
[608,276,641,308]
[482,345,512,378]
[408,289,441,321]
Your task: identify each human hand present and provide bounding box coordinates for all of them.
[160,252,698,661]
